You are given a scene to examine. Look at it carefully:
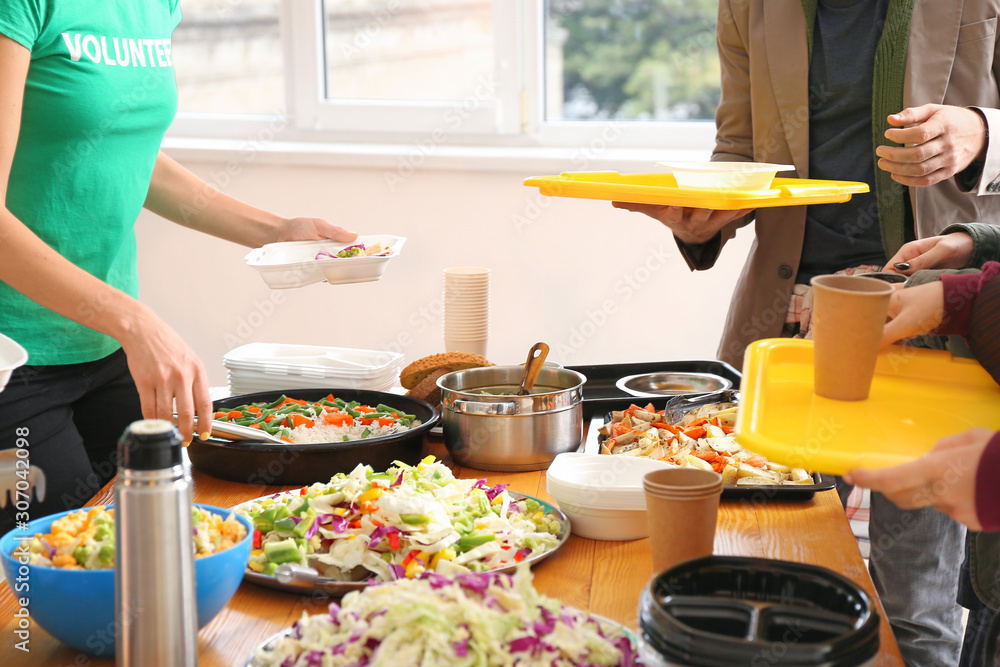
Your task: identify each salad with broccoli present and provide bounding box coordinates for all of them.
[240,457,564,583]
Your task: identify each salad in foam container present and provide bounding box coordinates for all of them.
[239,457,564,583]
[244,234,406,289]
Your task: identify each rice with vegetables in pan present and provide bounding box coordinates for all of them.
[214,394,421,444]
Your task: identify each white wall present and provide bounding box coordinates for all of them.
[135,157,754,387]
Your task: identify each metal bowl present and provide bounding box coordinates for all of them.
[615,372,732,398]
[186,388,438,485]
[437,366,586,471]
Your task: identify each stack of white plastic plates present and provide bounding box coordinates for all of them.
[223,343,404,395]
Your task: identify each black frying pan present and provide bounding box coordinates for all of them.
[186,388,438,486]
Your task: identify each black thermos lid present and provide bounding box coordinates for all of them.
[118,419,183,471]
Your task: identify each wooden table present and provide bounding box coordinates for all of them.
[1,437,902,665]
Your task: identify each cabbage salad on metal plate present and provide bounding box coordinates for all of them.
[240,457,563,582]
[251,567,637,667]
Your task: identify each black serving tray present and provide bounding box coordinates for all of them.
[566,359,741,419]
[583,389,835,501]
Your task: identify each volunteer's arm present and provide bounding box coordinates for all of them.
[144,152,357,248]
[0,34,209,443]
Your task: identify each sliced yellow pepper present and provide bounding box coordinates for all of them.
[358,487,383,503]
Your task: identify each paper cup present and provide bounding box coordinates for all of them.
[445,338,488,356]
[643,468,722,574]
[810,275,894,401]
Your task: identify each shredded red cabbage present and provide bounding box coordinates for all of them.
[391,472,404,488]
[534,607,556,635]
[327,601,341,622]
[315,251,338,260]
[453,639,469,657]
[454,572,492,593]
[422,571,452,589]
[614,635,635,667]
[303,649,324,666]
[516,547,531,560]
[484,483,508,502]
[509,636,540,653]
[328,516,349,533]
[388,563,405,580]
[472,479,488,490]
[304,520,320,540]
[366,524,400,549]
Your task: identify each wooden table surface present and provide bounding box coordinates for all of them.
[1,436,902,666]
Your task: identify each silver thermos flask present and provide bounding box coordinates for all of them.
[115,419,199,665]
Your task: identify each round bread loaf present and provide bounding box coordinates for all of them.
[405,367,452,404]
[399,352,494,390]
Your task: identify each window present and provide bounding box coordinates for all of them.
[169,0,719,150]
[173,0,284,115]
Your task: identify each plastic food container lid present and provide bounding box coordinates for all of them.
[224,343,404,378]
[546,453,673,511]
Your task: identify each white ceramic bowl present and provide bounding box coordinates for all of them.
[657,161,795,190]
[0,333,28,393]
[546,453,673,541]
[244,235,406,289]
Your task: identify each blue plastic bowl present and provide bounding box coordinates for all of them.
[0,503,251,657]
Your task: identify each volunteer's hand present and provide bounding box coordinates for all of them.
[876,104,987,187]
[882,232,974,274]
[611,202,753,245]
[270,217,358,245]
[880,281,944,348]
[845,428,993,531]
[117,303,212,445]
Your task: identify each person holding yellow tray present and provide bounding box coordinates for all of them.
[613,4,1000,666]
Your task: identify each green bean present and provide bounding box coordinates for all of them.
[264,395,288,409]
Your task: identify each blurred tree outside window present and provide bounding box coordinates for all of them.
[546,0,720,121]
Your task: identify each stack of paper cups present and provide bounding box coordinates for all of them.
[443,267,489,356]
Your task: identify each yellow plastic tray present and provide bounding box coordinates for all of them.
[735,339,1000,475]
[523,172,869,210]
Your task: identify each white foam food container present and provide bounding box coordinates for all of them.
[656,161,795,190]
[0,333,28,393]
[546,453,674,541]
[244,235,406,289]
[224,343,403,377]
[223,343,404,395]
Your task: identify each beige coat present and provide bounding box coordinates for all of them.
[682,0,1000,367]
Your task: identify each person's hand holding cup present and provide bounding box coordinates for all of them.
[809,275,895,401]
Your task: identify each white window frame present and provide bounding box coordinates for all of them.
[166,0,717,156]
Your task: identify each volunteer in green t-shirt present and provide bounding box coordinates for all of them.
[0,1,356,532]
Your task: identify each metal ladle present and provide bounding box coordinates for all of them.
[517,342,550,395]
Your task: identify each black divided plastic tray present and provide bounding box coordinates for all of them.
[566,359,742,419]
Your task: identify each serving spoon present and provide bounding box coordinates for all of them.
[517,342,550,395]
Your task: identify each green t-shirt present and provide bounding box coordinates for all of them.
[0,0,181,365]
